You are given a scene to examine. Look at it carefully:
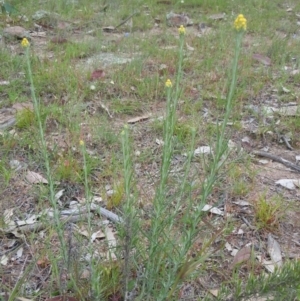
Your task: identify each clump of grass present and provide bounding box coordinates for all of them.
[0,131,18,150]
[16,109,35,129]
[253,194,285,231]
[96,260,122,299]
[0,159,12,186]
[227,162,255,198]
[173,121,194,144]
[106,181,125,210]
[55,153,81,181]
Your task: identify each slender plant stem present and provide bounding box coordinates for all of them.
[25,48,67,263]
[200,31,244,207]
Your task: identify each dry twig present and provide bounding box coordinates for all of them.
[252,150,300,173]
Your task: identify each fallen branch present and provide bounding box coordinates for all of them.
[252,150,300,173]
[281,135,293,150]
[10,213,92,235]
[57,203,123,223]
[102,11,139,32]
[1,203,123,237]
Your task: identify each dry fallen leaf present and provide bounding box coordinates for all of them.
[258,159,269,165]
[30,31,47,38]
[92,196,103,203]
[232,200,251,206]
[1,255,9,266]
[75,226,90,238]
[11,229,25,239]
[202,204,224,216]
[194,146,212,155]
[225,242,233,252]
[252,53,271,66]
[3,208,15,226]
[231,246,251,267]
[208,289,219,297]
[155,138,164,146]
[291,69,300,76]
[55,189,64,201]
[231,249,238,256]
[233,228,244,235]
[90,69,106,81]
[0,108,16,130]
[267,234,282,267]
[281,86,290,93]
[25,171,48,184]
[15,214,39,226]
[166,12,193,27]
[16,247,23,258]
[17,297,34,301]
[91,230,105,242]
[209,13,226,20]
[275,179,300,190]
[186,43,194,51]
[45,296,79,301]
[257,255,276,273]
[246,296,271,301]
[127,114,151,124]
[0,80,10,86]
[105,227,117,260]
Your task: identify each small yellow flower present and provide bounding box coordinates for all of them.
[165,79,172,88]
[21,38,30,47]
[79,140,84,146]
[234,14,247,31]
[178,25,186,35]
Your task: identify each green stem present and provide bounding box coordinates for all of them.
[25,48,67,263]
[198,32,244,226]
[218,32,243,149]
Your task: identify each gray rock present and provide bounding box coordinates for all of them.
[0,108,16,130]
[82,52,134,70]
[32,10,59,28]
[166,12,193,27]
[3,26,30,39]
[208,13,226,20]
[32,10,50,21]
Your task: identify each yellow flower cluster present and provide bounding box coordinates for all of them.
[21,38,30,47]
[234,14,247,31]
[178,25,186,35]
[165,79,172,88]
[79,140,84,146]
